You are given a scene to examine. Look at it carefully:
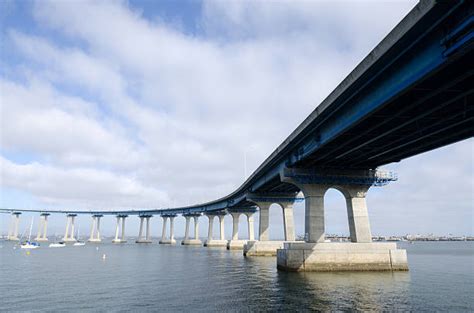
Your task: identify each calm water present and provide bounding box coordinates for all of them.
[0,241,473,312]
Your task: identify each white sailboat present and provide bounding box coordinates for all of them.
[49,232,65,248]
[73,225,85,246]
[20,217,40,249]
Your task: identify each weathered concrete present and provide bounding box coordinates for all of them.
[35,213,49,242]
[226,209,256,250]
[182,214,202,245]
[227,240,248,250]
[136,215,153,243]
[7,212,21,241]
[277,242,408,272]
[112,215,127,244]
[88,214,102,243]
[63,214,77,243]
[204,239,228,247]
[160,215,177,244]
[244,240,286,256]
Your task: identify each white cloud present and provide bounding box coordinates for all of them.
[2,0,471,236]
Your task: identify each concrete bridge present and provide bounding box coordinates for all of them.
[1,1,472,271]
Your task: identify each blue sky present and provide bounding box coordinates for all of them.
[0,0,472,238]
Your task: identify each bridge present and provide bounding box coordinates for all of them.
[2,0,473,271]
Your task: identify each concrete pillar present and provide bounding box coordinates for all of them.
[161,216,168,241]
[89,216,97,241]
[344,186,372,243]
[42,214,48,240]
[64,216,71,241]
[246,212,255,241]
[35,213,49,241]
[7,213,21,241]
[184,216,190,240]
[296,185,327,243]
[219,215,225,240]
[146,217,151,241]
[282,203,296,241]
[193,216,199,240]
[170,217,175,240]
[207,215,214,242]
[36,215,44,240]
[120,217,126,241]
[97,216,101,240]
[70,216,76,241]
[114,216,120,241]
[231,213,240,240]
[258,203,271,241]
[138,217,144,241]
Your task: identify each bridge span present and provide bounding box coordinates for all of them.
[1,0,473,271]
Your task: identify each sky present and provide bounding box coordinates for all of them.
[0,0,472,238]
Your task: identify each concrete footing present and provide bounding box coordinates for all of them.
[227,240,248,250]
[244,240,288,256]
[35,237,49,242]
[159,239,176,244]
[204,239,228,247]
[7,236,19,241]
[88,239,102,243]
[136,240,153,243]
[181,239,202,245]
[277,242,408,272]
[112,239,127,244]
[63,238,77,243]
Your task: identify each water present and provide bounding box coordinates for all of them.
[1,241,473,311]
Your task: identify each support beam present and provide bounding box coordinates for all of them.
[160,215,176,244]
[63,214,77,243]
[203,211,227,247]
[181,213,202,245]
[136,215,153,243]
[7,212,21,241]
[88,214,102,243]
[112,215,127,244]
[35,213,50,242]
[227,207,257,250]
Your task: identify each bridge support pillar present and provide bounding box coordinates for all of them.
[160,215,176,244]
[227,208,257,250]
[63,214,77,243]
[276,167,408,271]
[35,213,50,242]
[112,215,127,244]
[88,214,102,243]
[182,214,202,245]
[7,212,21,241]
[204,211,227,247]
[244,194,298,257]
[136,215,153,243]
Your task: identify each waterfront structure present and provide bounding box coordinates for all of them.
[112,214,127,244]
[136,214,153,243]
[181,213,202,245]
[34,213,50,242]
[63,214,77,243]
[7,212,21,241]
[88,214,103,243]
[0,1,472,271]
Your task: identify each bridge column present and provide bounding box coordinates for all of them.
[204,211,227,247]
[88,214,102,243]
[35,213,50,242]
[7,212,21,241]
[181,213,202,245]
[227,208,257,250]
[112,215,127,243]
[136,215,153,243]
[277,167,407,271]
[160,215,176,244]
[244,193,298,257]
[63,214,77,243]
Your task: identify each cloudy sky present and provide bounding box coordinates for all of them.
[0,0,472,238]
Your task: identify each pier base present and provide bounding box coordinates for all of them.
[244,240,288,256]
[35,237,49,242]
[112,239,127,244]
[159,239,176,244]
[136,239,153,243]
[88,238,102,243]
[227,240,248,250]
[277,242,408,272]
[63,238,77,243]
[204,239,228,247]
[181,239,202,245]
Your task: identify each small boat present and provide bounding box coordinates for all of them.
[20,217,40,249]
[49,242,66,248]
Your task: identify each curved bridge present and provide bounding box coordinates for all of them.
[2,0,472,271]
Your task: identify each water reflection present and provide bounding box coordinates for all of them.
[276,271,411,311]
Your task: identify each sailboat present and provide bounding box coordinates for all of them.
[20,217,40,249]
[73,225,85,246]
[49,232,66,248]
